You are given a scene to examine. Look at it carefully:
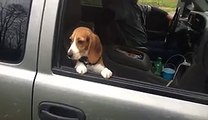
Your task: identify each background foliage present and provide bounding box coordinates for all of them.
[139,0,178,13]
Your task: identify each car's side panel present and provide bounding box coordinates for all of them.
[33,0,208,120]
[0,67,35,120]
[34,73,208,120]
[0,0,45,119]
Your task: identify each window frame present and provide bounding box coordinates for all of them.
[52,0,208,105]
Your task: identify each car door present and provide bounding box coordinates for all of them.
[33,0,208,120]
[0,0,45,119]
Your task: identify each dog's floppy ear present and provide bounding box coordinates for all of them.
[88,33,102,64]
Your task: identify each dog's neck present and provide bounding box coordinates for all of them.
[79,56,101,66]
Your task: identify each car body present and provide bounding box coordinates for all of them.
[0,0,208,120]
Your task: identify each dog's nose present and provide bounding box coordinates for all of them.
[67,49,73,58]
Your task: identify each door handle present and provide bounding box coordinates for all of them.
[39,102,86,120]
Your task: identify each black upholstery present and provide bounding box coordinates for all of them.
[107,45,151,71]
[63,0,81,31]
[54,0,81,68]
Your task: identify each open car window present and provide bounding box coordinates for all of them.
[53,0,208,104]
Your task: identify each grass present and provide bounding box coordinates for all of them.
[139,0,177,13]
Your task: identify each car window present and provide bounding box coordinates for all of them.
[53,0,208,104]
[0,0,32,63]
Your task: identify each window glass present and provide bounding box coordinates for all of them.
[0,0,32,63]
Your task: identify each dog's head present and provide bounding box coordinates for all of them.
[67,27,102,64]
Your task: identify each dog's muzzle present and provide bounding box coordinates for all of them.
[67,49,73,58]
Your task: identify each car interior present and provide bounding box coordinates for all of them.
[53,0,208,94]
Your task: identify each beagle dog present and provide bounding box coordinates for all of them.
[67,27,112,78]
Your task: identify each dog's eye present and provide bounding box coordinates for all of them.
[69,37,73,41]
[77,40,85,44]
[68,38,73,44]
[68,40,72,45]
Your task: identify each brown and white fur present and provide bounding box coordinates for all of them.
[67,27,112,78]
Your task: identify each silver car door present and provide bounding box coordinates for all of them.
[0,0,45,119]
[33,0,208,120]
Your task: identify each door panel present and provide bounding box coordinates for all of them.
[34,73,208,120]
[0,0,45,119]
[33,0,208,120]
[0,67,35,120]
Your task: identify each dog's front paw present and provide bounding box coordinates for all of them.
[101,68,112,79]
[76,64,87,75]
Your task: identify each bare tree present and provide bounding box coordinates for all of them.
[0,3,27,50]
